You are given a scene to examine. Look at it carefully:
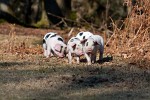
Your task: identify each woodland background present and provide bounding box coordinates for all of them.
[0,0,128,28]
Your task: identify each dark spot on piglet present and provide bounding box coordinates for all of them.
[58,38,63,42]
[83,36,85,39]
[45,34,50,39]
[70,39,74,42]
[50,34,57,38]
[79,32,83,36]
[74,37,79,40]
[43,39,46,43]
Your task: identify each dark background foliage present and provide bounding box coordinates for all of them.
[0,0,127,28]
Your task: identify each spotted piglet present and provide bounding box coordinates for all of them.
[43,32,57,57]
[83,35,104,65]
[66,31,93,64]
[43,32,66,58]
[66,37,83,64]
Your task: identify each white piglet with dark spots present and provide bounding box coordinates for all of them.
[43,32,57,57]
[66,31,93,64]
[83,35,104,65]
[43,32,66,58]
[66,37,83,64]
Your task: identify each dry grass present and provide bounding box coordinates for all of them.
[0,33,150,100]
[104,0,150,68]
[0,55,150,100]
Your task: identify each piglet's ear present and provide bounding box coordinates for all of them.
[94,41,98,45]
[54,44,61,52]
[81,39,87,44]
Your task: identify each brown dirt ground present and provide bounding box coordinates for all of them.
[0,23,150,100]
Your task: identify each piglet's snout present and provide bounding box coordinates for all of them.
[55,51,65,58]
[86,48,93,53]
[76,50,84,56]
[58,53,65,58]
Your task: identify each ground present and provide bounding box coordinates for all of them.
[0,23,150,100]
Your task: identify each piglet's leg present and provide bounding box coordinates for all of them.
[76,56,80,64]
[44,49,47,57]
[99,46,104,61]
[91,47,97,63]
[46,46,51,58]
[84,53,91,65]
[68,51,72,64]
[50,51,54,57]
[91,54,96,63]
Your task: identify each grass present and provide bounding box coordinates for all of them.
[0,34,150,100]
[0,54,149,100]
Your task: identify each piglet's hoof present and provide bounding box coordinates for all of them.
[88,62,91,65]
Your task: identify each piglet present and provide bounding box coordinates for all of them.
[66,37,84,64]
[43,32,57,57]
[43,32,66,58]
[83,35,104,65]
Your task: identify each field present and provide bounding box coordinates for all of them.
[0,23,149,100]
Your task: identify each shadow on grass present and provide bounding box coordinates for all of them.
[0,59,149,100]
[97,56,113,64]
[72,88,150,100]
[0,61,41,84]
[80,56,113,64]
[0,61,33,67]
[31,59,150,100]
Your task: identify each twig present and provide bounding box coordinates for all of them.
[48,12,99,29]
[48,12,78,23]
[104,17,117,47]
[105,31,115,47]
[142,27,150,42]
[127,24,143,47]
[68,28,74,37]
[52,20,64,27]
